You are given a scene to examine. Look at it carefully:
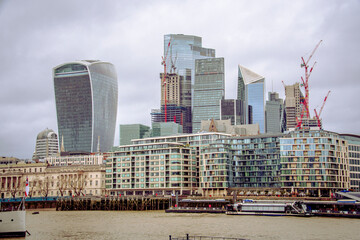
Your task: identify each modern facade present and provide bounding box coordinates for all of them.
[229,134,283,189]
[164,34,215,86]
[152,72,192,133]
[220,99,244,125]
[106,142,197,196]
[151,122,183,137]
[201,134,283,196]
[32,128,59,161]
[193,58,225,133]
[265,92,284,133]
[53,60,118,153]
[340,134,360,191]
[119,124,151,146]
[284,83,303,130]
[280,130,350,197]
[238,65,265,133]
[109,132,230,196]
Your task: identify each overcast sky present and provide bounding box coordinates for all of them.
[0,0,359,159]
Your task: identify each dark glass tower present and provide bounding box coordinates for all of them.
[53,60,118,153]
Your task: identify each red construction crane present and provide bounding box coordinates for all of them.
[314,91,331,129]
[297,40,322,129]
[161,38,172,122]
[170,52,177,74]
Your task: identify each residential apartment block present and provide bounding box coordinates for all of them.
[106,142,197,196]
[340,134,360,191]
[280,130,350,196]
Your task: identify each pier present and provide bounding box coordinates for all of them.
[56,196,171,211]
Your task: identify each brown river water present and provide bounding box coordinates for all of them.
[20,209,360,240]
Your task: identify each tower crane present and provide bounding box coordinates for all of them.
[314,91,331,129]
[161,38,172,122]
[297,40,322,129]
[170,52,177,74]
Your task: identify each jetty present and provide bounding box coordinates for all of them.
[56,196,171,211]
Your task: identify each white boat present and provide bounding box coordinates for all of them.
[0,208,26,238]
[1,179,28,238]
[226,200,311,217]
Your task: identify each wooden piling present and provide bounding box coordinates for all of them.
[55,196,171,211]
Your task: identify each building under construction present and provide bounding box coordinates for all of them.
[151,72,192,133]
[284,40,329,131]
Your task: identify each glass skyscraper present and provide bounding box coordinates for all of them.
[238,65,265,133]
[265,92,284,133]
[193,58,225,133]
[53,60,118,153]
[164,34,215,85]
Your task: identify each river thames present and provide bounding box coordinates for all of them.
[23,210,359,240]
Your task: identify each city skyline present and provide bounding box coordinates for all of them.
[0,0,359,158]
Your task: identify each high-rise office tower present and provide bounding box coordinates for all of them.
[193,58,225,133]
[164,34,215,85]
[32,128,59,161]
[153,34,214,133]
[237,65,265,133]
[220,99,244,125]
[53,60,118,153]
[152,72,192,133]
[284,82,303,130]
[265,92,284,133]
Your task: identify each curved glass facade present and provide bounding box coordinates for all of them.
[164,34,215,85]
[54,61,118,153]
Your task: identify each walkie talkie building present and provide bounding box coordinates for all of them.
[53,60,118,153]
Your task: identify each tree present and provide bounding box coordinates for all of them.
[58,174,69,197]
[69,171,87,196]
[9,176,22,198]
[40,175,50,198]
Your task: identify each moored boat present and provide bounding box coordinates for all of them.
[226,200,311,217]
[0,208,26,238]
[0,177,29,238]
